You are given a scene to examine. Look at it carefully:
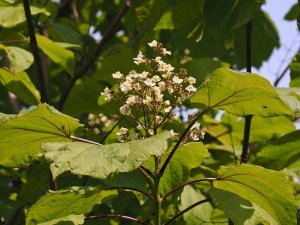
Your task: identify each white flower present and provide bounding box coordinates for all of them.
[112,71,123,79]
[200,130,205,139]
[139,71,149,79]
[164,106,172,113]
[162,73,171,79]
[173,76,183,84]
[120,80,132,93]
[164,100,170,106]
[144,78,155,87]
[126,95,139,105]
[101,87,112,101]
[119,104,131,115]
[185,84,197,92]
[170,129,178,137]
[155,115,163,124]
[167,87,174,94]
[148,129,154,135]
[191,122,200,130]
[158,62,174,73]
[133,51,146,65]
[117,127,128,135]
[186,76,196,84]
[190,131,199,141]
[152,75,161,83]
[148,40,158,48]
[158,81,166,91]
[161,48,171,56]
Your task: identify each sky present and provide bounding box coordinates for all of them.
[257,0,300,87]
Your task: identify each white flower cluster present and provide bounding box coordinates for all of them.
[188,122,205,141]
[101,40,198,141]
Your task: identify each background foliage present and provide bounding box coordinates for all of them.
[1,0,300,224]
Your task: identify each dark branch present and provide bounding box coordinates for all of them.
[85,214,148,225]
[161,178,216,200]
[240,20,252,164]
[159,107,210,177]
[57,0,132,110]
[273,64,290,87]
[164,198,211,225]
[23,0,48,103]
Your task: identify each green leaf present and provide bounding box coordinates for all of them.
[190,68,292,117]
[37,215,84,225]
[42,132,171,179]
[0,104,81,167]
[276,87,300,117]
[0,68,41,105]
[48,21,82,44]
[284,4,299,21]
[210,164,297,225]
[180,185,213,225]
[159,142,210,195]
[210,188,277,225]
[36,34,75,75]
[290,52,300,87]
[0,45,34,73]
[256,130,300,171]
[0,4,50,28]
[26,187,117,225]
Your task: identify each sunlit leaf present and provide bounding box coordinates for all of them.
[190,68,292,117]
[210,164,297,225]
[26,187,117,225]
[37,215,84,225]
[0,104,81,167]
[36,34,75,75]
[42,132,171,179]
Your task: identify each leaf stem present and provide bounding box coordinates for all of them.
[85,214,148,225]
[159,107,210,177]
[163,198,211,225]
[161,178,216,200]
[70,135,102,146]
[22,0,48,103]
[240,20,252,164]
[57,0,132,110]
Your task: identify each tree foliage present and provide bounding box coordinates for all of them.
[0,0,300,225]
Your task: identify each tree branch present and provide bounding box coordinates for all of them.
[159,107,210,177]
[161,178,216,200]
[273,63,290,87]
[240,20,252,164]
[57,0,132,110]
[164,198,211,225]
[85,214,148,225]
[23,0,48,103]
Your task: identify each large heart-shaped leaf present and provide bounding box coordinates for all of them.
[42,132,171,179]
[210,164,297,225]
[190,68,292,117]
[0,104,81,167]
[26,187,117,225]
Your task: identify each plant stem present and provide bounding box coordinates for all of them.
[154,158,162,225]
[85,214,147,225]
[164,198,211,225]
[240,20,252,164]
[70,135,102,146]
[57,0,132,110]
[161,178,216,200]
[23,0,48,103]
[159,107,210,177]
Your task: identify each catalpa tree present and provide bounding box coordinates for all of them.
[0,0,300,225]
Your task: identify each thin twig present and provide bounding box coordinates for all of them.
[161,178,216,200]
[240,20,252,164]
[273,63,290,87]
[164,198,211,225]
[140,165,154,177]
[57,0,132,110]
[23,0,48,103]
[159,107,210,177]
[138,167,156,197]
[105,186,153,200]
[70,135,102,146]
[85,214,148,225]
[100,120,120,144]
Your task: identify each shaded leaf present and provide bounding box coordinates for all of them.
[256,130,300,171]
[38,215,84,225]
[211,164,297,225]
[276,87,300,117]
[26,187,117,225]
[36,34,75,75]
[285,4,299,21]
[290,52,300,87]
[0,68,40,105]
[159,142,210,195]
[0,4,50,28]
[190,68,292,117]
[181,185,213,225]
[0,104,81,167]
[42,132,171,179]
